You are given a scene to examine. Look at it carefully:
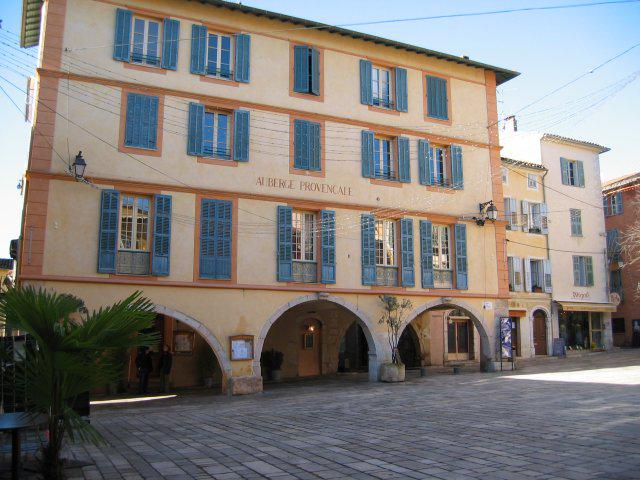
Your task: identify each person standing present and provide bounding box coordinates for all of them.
[135,348,153,394]
[158,344,173,393]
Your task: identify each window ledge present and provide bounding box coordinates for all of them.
[290,166,325,178]
[199,75,240,87]
[290,90,324,103]
[370,178,402,188]
[424,185,456,194]
[123,62,167,75]
[425,114,451,126]
[368,104,400,116]
[198,156,238,167]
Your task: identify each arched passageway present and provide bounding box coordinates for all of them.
[398,325,421,369]
[256,295,382,383]
[398,299,493,372]
[121,306,230,394]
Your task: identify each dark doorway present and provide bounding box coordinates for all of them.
[398,326,421,369]
[533,310,548,355]
[338,322,369,372]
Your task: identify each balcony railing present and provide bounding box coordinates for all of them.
[372,96,395,109]
[202,146,232,160]
[376,266,398,287]
[373,169,398,181]
[433,269,453,289]
[205,65,234,80]
[116,251,150,276]
[293,261,317,283]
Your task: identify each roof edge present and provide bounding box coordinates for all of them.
[542,133,610,154]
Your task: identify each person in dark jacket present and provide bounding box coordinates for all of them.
[135,348,153,394]
[158,344,173,393]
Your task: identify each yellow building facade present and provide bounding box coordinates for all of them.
[18,0,519,393]
[501,158,553,358]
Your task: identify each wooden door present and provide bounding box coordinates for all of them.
[533,312,547,355]
[447,320,470,361]
[298,320,321,377]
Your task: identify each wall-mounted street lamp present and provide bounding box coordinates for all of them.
[71,151,87,180]
[474,200,498,226]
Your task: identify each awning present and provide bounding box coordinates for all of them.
[557,302,617,313]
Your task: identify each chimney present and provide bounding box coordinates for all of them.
[503,115,518,132]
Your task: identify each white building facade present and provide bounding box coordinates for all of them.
[501,118,615,352]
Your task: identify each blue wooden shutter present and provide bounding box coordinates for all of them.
[361,130,375,178]
[98,189,120,273]
[310,48,320,96]
[420,220,434,288]
[277,206,293,282]
[113,9,132,61]
[455,223,468,290]
[147,96,159,149]
[234,33,251,83]
[215,200,232,279]
[397,137,410,183]
[321,210,336,284]
[161,19,180,70]
[361,214,376,285]
[199,199,215,278]
[309,121,321,171]
[427,76,448,120]
[603,196,610,216]
[543,259,552,293]
[418,139,433,186]
[293,119,308,169]
[190,24,207,75]
[233,109,250,162]
[200,199,232,279]
[359,59,373,105]
[152,194,172,276]
[585,256,594,286]
[293,45,309,93]
[560,157,570,185]
[400,218,415,287]
[124,93,158,150]
[187,102,204,156]
[576,160,585,187]
[395,67,408,112]
[451,145,463,189]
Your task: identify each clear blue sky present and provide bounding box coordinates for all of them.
[1,0,639,256]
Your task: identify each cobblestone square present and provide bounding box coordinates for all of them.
[10,351,640,479]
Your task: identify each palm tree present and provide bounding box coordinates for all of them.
[0,286,158,479]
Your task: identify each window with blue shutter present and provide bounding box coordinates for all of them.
[361,130,375,178]
[451,145,463,189]
[293,119,321,171]
[562,158,585,187]
[98,190,120,273]
[321,210,336,284]
[454,224,468,290]
[234,33,251,83]
[277,206,293,282]
[187,102,204,156]
[419,220,434,288]
[361,214,376,285]
[152,194,172,276]
[426,75,448,120]
[570,209,582,236]
[397,137,411,183]
[359,59,373,105]
[293,45,320,95]
[418,139,433,186]
[572,255,594,287]
[113,10,179,69]
[200,199,232,279]
[124,93,159,150]
[395,67,408,112]
[400,218,415,287]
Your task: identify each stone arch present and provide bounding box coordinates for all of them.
[531,306,552,356]
[254,293,385,381]
[153,304,232,378]
[399,298,493,372]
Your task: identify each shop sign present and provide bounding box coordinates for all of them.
[255,176,353,197]
[572,291,590,300]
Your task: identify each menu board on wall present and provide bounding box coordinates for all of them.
[230,336,254,361]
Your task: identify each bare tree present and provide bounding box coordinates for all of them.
[619,196,640,300]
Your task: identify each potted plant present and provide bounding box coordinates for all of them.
[260,348,284,381]
[197,344,218,388]
[378,295,413,383]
